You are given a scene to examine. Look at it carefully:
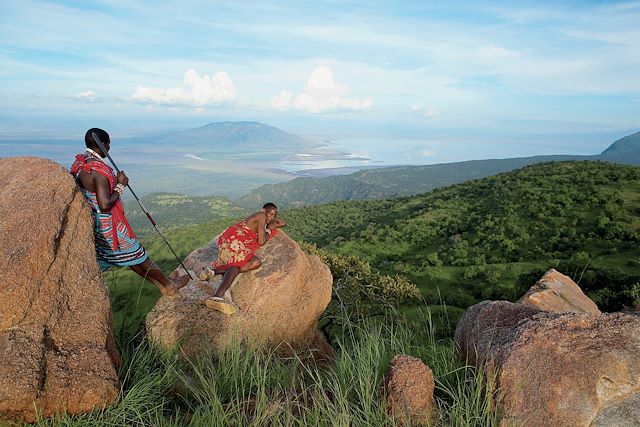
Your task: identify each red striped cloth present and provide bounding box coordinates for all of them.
[71,154,136,251]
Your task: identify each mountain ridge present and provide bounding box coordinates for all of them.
[151,120,319,150]
[601,131,640,157]
[235,130,640,209]
[235,154,585,208]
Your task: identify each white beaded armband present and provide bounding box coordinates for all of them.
[114,183,125,196]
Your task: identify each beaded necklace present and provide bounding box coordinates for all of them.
[85,148,104,161]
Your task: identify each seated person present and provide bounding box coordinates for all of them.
[71,128,188,296]
[204,202,285,314]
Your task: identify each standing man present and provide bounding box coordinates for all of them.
[203,202,286,314]
[71,128,187,296]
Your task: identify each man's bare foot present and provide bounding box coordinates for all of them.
[203,297,237,315]
[162,275,190,296]
[199,267,217,281]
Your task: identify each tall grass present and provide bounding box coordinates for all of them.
[27,305,498,427]
[408,307,500,426]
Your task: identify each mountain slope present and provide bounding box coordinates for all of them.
[600,131,640,163]
[281,160,640,311]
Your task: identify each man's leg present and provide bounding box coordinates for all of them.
[130,258,188,296]
[214,256,261,298]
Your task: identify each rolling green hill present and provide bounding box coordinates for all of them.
[280,160,640,313]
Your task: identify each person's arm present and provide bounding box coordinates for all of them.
[257,213,268,246]
[267,218,286,230]
[94,171,128,212]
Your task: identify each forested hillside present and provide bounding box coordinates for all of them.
[112,160,640,336]
[281,161,640,315]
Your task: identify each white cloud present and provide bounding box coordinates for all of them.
[271,66,372,113]
[184,153,205,160]
[419,148,437,157]
[411,104,437,118]
[67,90,99,101]
[132,69,236,106]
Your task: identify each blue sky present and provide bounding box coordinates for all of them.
[1,0,639,160]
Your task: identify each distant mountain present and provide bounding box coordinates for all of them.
[115,121,350,197]
[152,121,318,151]
[236,131,640,209]
[600,131,640,164]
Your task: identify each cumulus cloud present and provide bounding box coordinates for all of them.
[419,148,437,157]
[67,90,99,102]
[271,66,372,113]
[411,104,437,118]
[132,69,236,106]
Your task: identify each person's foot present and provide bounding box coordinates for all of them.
[162,275,190,296]
[199,267,217,281]
[203,296,237,315]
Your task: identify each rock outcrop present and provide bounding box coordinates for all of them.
[145,231,332,358]
[455,300,640,426]
[383,355,435,426]
[517,268,600,313]
[0,157,120,422]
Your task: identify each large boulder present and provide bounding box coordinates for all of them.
[0,157,120,422]
[517,268,600,313]
[455,300,640,426]
[145,231,332,358]
[383,355,435,426]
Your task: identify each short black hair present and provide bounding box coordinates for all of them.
[85,128,110,149]
[263,202,278,211]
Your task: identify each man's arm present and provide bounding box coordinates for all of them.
[267,218,286,229]
[93,171,127,212]
[256,212,268,246]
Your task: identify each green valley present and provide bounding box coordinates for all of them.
[111,160,640,338]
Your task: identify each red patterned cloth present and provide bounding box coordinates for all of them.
[213,221,277,271]
[70,154,136,251]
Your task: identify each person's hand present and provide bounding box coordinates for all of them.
[270,218,286,228]
[117,171,129,186]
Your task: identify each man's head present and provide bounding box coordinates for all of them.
[85,128,110,157]
[262,202,278,223]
